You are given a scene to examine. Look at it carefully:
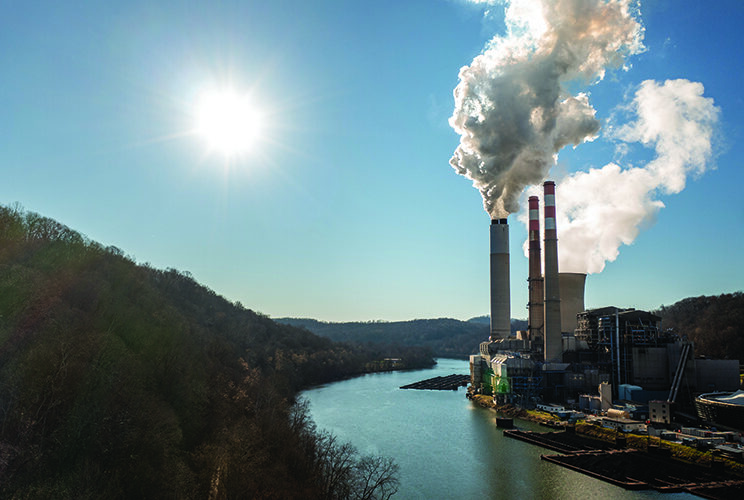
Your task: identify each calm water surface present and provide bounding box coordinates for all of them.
[303,358,697,500]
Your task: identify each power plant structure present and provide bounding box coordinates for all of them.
[542,181,562,363]
[526,196,544,347]
[559,272,585,336]
[469,181,740,426]
[489,218,510,340]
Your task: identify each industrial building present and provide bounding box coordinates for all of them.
[694,391,744,431]
[469,181,740,425]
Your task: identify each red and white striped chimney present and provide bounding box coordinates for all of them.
[528,196,544,345]
[543,181,562,362]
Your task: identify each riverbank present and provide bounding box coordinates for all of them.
[468,394,564,425]
[505,429,744,499]
[469,393,744,498]
[309,359,701,498]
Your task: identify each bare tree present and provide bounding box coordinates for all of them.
[315,431,356,499]
[351,454,400,500]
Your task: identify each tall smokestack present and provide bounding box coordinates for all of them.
[559,272,586,334]
[528,196,544,344]
[490,218,510,339]
[543,181,562,362]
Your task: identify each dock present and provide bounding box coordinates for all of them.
[504,429,611,453]
[504,429,744,499]
[400,374,470,390]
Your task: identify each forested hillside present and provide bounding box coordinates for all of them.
[6,200,738,498]
[276,318,529,358]
[655,292,744,362]
[0,204,419,499]
[279,293,744,364]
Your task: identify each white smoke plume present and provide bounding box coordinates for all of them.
[554,79,720,274]
[450,0,644,217]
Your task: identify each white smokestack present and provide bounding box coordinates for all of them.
[490,219,510,339]
[449,0,644,218]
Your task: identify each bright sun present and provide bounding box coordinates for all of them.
[195,89,262,157]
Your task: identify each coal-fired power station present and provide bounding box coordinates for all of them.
[470,181,741,432]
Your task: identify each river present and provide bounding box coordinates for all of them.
[303,358,697,500]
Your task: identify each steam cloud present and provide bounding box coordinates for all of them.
[450,0,644,217]
[454,1,721,275]
[554,79,720,274]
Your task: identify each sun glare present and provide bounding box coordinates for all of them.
[196,89,262,157]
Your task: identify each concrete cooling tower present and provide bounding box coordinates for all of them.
[559,272,586,334]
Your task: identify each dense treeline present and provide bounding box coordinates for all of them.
[278,292,744,365]
[0,204,412,499]
[277,317,528,358]
[655,292,744,362]
[285,291,744,366]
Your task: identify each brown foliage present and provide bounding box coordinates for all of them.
[0,204,400,499]
[655,292,744,361]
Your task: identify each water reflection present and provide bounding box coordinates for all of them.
[304,359,696,500]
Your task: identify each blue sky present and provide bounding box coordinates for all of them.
[2,0,742,322]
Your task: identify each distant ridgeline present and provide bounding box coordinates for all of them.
[0,204,421,498]
[279,294,744,363]
[276,317,529,358]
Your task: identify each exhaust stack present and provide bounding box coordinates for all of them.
[490,218,510,339]
[528,196,544,344]
[543,181,562,361]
